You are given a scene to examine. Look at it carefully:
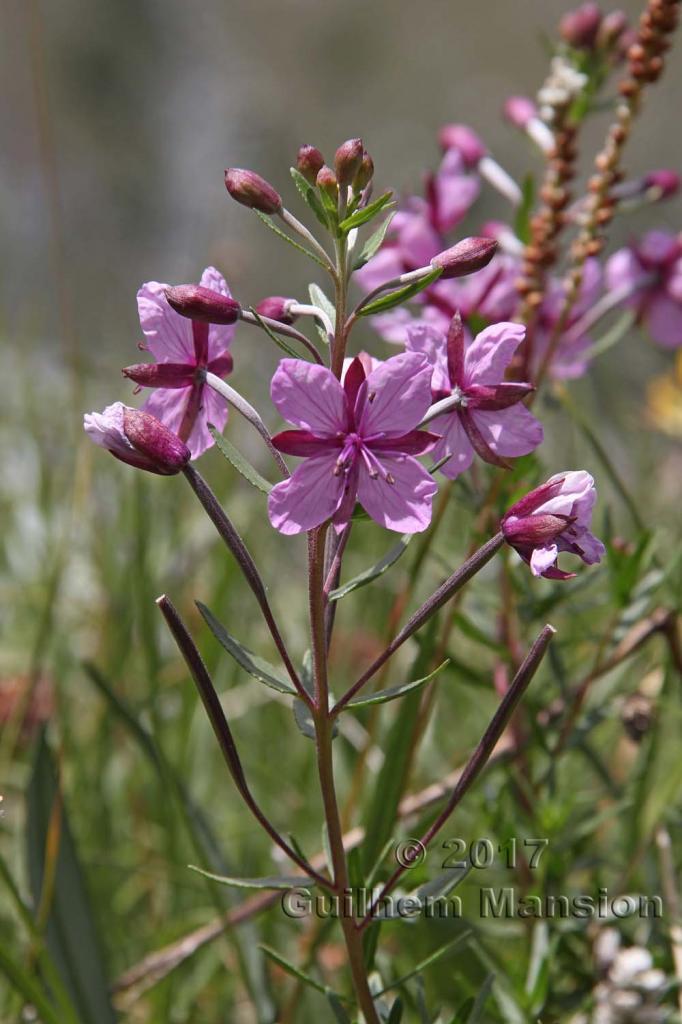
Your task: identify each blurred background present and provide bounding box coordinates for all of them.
[1,1,681,1022]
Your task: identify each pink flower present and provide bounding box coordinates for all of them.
[267,353,439,535]
[84,403,190,475]
[407,315,543,478]
[606,231,682,349]
[532,259,603,379]
[124,267,236,459]
[501,471,605,580]
[354,150,479,293]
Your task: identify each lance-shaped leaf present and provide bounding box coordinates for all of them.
[353,211,396,270]
[290,166,330,229]
[259,944,329,996]
[189,865,315,890]
[208,426,273,494]
[254,210,330,271]
[339,191,394,233]
[308,282,336,332]
[329,534,413,601]
[342,660,449,709]
[197,602,295,694]
[358,268,441,317]
[293,695,338,740]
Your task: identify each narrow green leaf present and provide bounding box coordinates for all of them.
[340,191,395,233]
[197,602,295,694]
[363,920,381,973]
[358,268,441,317]
[326,990,352,1023]
[415,863,472,903]
[293,696,339,740]
[353,212,396,270]
[259,944,327,995]
[255,210,330,270]
[344,660,449,709]
[330,534,413,601]
[376,932,471,996]
[465,973,494,1022]
[387,996,404,1024]
[308,282,336,331]
[188,865,314,890]
[0,943,65,1024]
[290,166,330,229]
[26,733,117,1024]
[208,426,273,494]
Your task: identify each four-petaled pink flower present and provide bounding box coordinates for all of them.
[606,230,682,349]
[267,353,439,535]
[124,267,236,459]
[501,471,605,580]
[406,315,543,479]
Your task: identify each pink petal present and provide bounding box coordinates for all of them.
[398,213,442,268]
[358,352,432,436]
[272,430,342,457]
[645,294,682,348]
[471,404,543,457]
[433,165,480,232]
[84,402,132,458]
[356,455,437,533]
[530,544,559,577]
[271,359,347,434]
[430,413,474,479]
[605,248,646,300]
[370,307,419,345]
[534,471,595,518]
[464,322,527,385]
[405,323,451,393]
[200,266,237,358]
[137,281,195,363]
[354,246,405,293]
[268,454,345,535]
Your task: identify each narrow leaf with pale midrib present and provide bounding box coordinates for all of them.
[197,602,295,694]
[343,660,449,709]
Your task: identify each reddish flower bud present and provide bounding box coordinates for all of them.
[334,138,364,186]
[431,237,498,279]
[256,296,298,325]
[559,3,602,49]
[353,150,374,192]
[84,403,191,475]
[165,285,241,325]
[503,96,538,129]
[597,9,628,47]
[437,124,486,166]
[122,362,196,389]
[644,169,680,197]
[224,168,282,214]
[297,144,325,184]
[316,164,338,199]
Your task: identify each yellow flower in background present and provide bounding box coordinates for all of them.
[647,352,682,438]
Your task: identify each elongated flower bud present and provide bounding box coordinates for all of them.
[224,168,282,214]
[256,296,298,324]
[84,403,191,475]
[165,285,241,325]
[316,164,338,199]
[559,3,602,49]
[334,138,363,186]
[438,124,486,167]
[296,144,325,184]
[431,237,497,279]
[353,150,374,192]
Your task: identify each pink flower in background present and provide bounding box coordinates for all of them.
[606,231,682,348]
[84,403,190,475]
[532,259,603,379]
[355,150,479,293]
[268,353,439,535]
[123,267,236,459]
[406,315,542,478]
[501,471,605,579]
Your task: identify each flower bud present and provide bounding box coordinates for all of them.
[297,144,325,184]
[256,296,298,325]
[316,164,338,199]
[224,168,282,214]
[84,403,190,475]
[334,138,364,186]
[503,96,537,129]
[597,9,628,48]
[430,237,498,279]
[559,3,602,49]
[353,150,374,192]
[644,169,680,198]
[437,124,486,167]
[165,285,241,325]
